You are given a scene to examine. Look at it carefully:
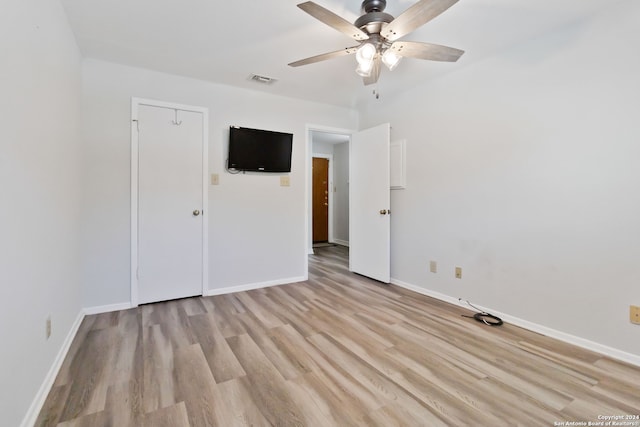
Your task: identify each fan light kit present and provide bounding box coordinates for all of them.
[289,0,465,85]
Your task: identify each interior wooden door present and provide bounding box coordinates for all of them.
[137,104,204,304]
[312,157,329,242]
[350,123,390,283]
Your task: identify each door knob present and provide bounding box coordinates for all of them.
[193,210,200,216]
[324,203,328,206]
[379,209,387,215]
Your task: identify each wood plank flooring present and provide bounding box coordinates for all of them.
[36,246,640,426]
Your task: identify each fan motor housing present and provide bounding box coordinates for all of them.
[357,0,393,34]
[354,11,394,35]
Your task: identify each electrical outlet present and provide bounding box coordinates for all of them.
[455,267,462,279]
[429,261,437,273]
[46,316,51,339]
[631,305,640,325]
[280,176,290,187]
[210,173,219,185]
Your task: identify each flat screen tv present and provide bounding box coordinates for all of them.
[227,126,293,172]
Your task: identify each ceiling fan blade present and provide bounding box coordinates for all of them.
[390,41,464,62]
[297,2,370,41]
[288,46,358,67]
[363,56,382,86]
[381,0,459,41]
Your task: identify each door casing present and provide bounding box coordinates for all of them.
[130,97,209,306]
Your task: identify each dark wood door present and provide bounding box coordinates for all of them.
[312,157,329,242]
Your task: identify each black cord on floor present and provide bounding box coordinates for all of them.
[460,299,503,327]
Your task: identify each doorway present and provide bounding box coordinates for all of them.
[306,124,391,283]
[130,98,209,305]
[309,129,351,253]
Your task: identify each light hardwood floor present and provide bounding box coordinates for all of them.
[36,246,640,426]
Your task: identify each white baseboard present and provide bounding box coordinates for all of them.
[20,310,85,427]
[331,239,349,247]
[83,302,133,315]
[391,278,461,306]
[390,278,640,368]
[205,276,307,297]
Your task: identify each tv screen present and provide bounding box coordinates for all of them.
[227,126,293,172]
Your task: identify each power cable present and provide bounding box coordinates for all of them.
[459,299,503,327]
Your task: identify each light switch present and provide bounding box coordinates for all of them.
[280,176,290,187]
[211,173,219,185]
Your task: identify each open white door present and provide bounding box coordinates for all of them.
[350,123,390,283]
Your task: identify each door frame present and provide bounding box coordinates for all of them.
[311,153,334,244]
[305,125,353,266]
[130,97,209,307]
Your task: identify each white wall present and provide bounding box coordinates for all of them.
[333,142,350,244]
[360,0,640,358]
[0,0,83,425]
[81,59,358,307]
[311,141,334,156]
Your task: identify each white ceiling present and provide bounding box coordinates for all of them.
[60,0,619,108]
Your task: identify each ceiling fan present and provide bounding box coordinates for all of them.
[288,0,465,85]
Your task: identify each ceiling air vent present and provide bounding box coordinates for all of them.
[249,74,277,85]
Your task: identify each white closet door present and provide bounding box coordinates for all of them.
[137,104,204,304]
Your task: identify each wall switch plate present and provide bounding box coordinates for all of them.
[210,173,219,185]
[631,305,640,324]
[455,267,462,279]
[429,261,437,273]
[280,176,290,187]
